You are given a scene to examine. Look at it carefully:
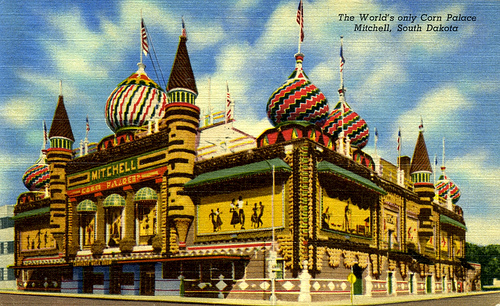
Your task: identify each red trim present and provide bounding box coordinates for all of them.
[165,102,200,113]
[46,148,73,153]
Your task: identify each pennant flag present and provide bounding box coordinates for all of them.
[397,128,401,153]
[43,120,48,144]
[181,16,187,38]
[419,116,424,131]
[374,127,378,141]
[225,82,233,123]
[141,18,149,56]
[296,0,304,42]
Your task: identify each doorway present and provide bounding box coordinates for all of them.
[353,264,363,295]
[140,264,155,296]
[109,265,122,294]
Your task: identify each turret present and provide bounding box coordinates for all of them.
[47,91,74,253]
[410,127,434,201]
[165,22,200,249]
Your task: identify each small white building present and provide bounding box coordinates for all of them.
[0,205,15,289]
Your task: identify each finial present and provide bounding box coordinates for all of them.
[59,80,63,96]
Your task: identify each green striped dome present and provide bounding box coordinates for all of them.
[134,187,158,202]
[77,199,97,212]
[103,193,125,207]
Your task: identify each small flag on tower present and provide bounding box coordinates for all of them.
[397,128,401,153]
[419,116,424,131]
[141,18,149,56]
[43,120,48,144]
[181,16,187,38]
[225,82,233,123]
[296,0,304,42]
[374,127,378,142]
[340,39,345,72]
[86,116,90,133]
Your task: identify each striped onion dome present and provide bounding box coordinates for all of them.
[103,193,126,207]
[435,175,461,204]
[77,199,97,212]
[22,153,50,191]
[267,53,329,127]
[105,63,168,133]
[322,101,369,149]
[134,187,158,203]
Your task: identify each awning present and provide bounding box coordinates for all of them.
[440,214,467,231]
[185,158,292,188]
[12,206,50,220]
[103,193,125,207]
[317,161,386,195]
[77,199,97,212]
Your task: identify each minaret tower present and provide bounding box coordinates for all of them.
[165,19,200,249]
[47,83,74,253]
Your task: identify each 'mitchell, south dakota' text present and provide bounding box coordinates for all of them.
[338,13,477,33]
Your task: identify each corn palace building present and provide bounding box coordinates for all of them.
[11,16,480,303]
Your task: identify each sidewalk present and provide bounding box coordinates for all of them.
[0,289,498,306]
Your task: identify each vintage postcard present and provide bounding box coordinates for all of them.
[0,0,498,303]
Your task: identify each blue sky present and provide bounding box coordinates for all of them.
[0,0,498,245]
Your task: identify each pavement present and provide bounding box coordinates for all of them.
[0,289,499,306]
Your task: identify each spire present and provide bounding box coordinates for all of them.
[49,93,74,144]
[410,130,432,174]
[167,18,197,98]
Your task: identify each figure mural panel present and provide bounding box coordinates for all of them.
[197,186,283,235]
[20,228,56,251]
[321,195,371,237]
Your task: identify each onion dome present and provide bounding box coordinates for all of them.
[105,63,168,133]
[267,53,329,127]
[436,174,461,204]
[322,100,369,149]
[22,154,49,191]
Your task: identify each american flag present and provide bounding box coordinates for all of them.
[141,19,149,56]
[397,129,401,153]
[340,40,345,72]
[181,17,187,38]
[86,116,90,133]
[226,82,233,123]
[296,0,304,42]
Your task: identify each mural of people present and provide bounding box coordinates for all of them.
[209,209,217,232]
[237,196,245,230]
[215,208,223,231]
[109,209,121,246]
[251,203,259,228]
[322,207,331,229]
[257,202,264,228]
[343,203,351,232]
[230,199,240,227]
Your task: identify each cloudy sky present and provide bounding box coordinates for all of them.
[1,0,498,245]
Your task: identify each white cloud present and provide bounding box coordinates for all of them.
[395,85,471,151]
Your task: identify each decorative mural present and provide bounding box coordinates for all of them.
[197,186,284,235]
[321,195,370,237]
[20,228,56,251]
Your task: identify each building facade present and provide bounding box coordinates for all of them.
[12,16,479,302]
[0,205,15,289]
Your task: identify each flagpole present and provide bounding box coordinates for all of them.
[140,11,143,65]
[296,0,303,54]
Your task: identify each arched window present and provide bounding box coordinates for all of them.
[103,194,125,247]
[134,187,158,245]
[77,199,97,249]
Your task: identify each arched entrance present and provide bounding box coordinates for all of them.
[353,263,364,295]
